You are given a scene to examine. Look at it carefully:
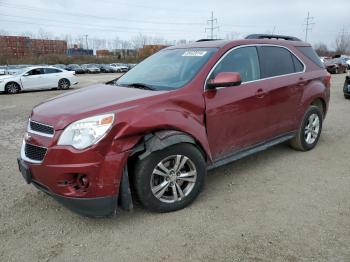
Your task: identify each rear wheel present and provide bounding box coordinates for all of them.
[344,94,350,99]
[5,82,20,94]
[290,106,323,151]
[133,143,206,212]
[58,78,70,90]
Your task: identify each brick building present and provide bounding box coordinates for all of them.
[0,35,67,59]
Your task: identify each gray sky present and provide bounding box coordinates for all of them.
[0,0,349,49]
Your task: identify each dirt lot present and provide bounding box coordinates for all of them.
[0,73,349,262]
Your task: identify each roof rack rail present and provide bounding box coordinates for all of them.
[196,39,222,42]
[245,34,301,41]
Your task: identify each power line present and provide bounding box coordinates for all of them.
[0,14,203,35]
[205,11,219,39]
[0,2,205,26]
[303,11,315,42]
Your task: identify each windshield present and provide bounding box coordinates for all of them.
[116,48,217,90]
[15,68,29,75]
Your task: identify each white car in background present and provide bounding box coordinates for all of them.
[110,63,129,73]
[0,66,78,94]
[345,57,350,70]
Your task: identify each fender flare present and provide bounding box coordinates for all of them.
[131,130,201,160]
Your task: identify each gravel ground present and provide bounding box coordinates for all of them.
[0,73,350,262]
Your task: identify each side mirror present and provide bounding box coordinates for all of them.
[206,72,241,89]
[23,72,30,76]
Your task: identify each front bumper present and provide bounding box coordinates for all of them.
[18,132,132,216]
[18,156,120,217]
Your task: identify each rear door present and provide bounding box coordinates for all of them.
[257,46,305,136]
[204,46,269,159]
[43,68,63,88]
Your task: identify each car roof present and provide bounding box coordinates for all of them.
[24,66,62,70]
[166,38,310,50]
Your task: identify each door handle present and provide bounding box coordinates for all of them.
[297,77,307,86]
[255,88,265,98]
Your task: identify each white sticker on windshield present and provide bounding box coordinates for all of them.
[182,51,207,57]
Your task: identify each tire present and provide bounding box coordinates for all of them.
[5,82,20,94]
[344,94,350,99]
[289,106,323,151]
[133,143,206,213]
[58,78,70,90]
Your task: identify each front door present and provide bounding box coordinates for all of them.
[20,68,45,90]
[204,46,268,160]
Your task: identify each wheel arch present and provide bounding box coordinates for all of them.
[119,129,209,211]
[59,77,70,84]
[311,97,326,117]
[129,130,209,162]
[5,81,22,90]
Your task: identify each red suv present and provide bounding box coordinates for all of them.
[18,34,331,217]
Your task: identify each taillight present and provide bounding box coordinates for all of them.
[324,72,331,88]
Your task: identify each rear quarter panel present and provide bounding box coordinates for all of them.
[295,69,330,128]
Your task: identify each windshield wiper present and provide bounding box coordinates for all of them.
[125,83,155,91]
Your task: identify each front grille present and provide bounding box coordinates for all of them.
[30,120,54,136]
[24,143,47,162]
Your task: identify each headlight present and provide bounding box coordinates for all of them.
[57,113,115,149]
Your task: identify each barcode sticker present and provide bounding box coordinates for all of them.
[182,51,207,57]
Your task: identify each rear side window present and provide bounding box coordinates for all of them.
[259,46,295,78]
[292,55,304,72]
[28,68,44,75]
[44,68,62,74]
[297,46,324,68]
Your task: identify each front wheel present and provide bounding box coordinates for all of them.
[5,82,20,94]
[133,143,206,212]
[58,78,70,90]
[290,106,323,151]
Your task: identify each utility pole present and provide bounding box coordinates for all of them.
[84,34,88,50]
[205,11,219,39]
[304,12,315,42]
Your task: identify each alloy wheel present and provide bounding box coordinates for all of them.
[150,155,197,203]
[59,79,69,89]
[6,83,19,94]
[304,113,320,144]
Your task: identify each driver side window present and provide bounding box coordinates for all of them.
[210,46,260,83]
[28,68,43,76]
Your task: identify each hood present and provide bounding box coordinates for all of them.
[31,84,168,130]
[0,74,15,80]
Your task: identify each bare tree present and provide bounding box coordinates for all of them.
[131,33,149,49]
[314,42,329,57]
[335,32,350,54]
[37,28,53,39]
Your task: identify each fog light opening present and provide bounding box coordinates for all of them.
[77,174,89,189]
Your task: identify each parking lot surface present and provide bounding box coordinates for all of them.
[1,73,350,261]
